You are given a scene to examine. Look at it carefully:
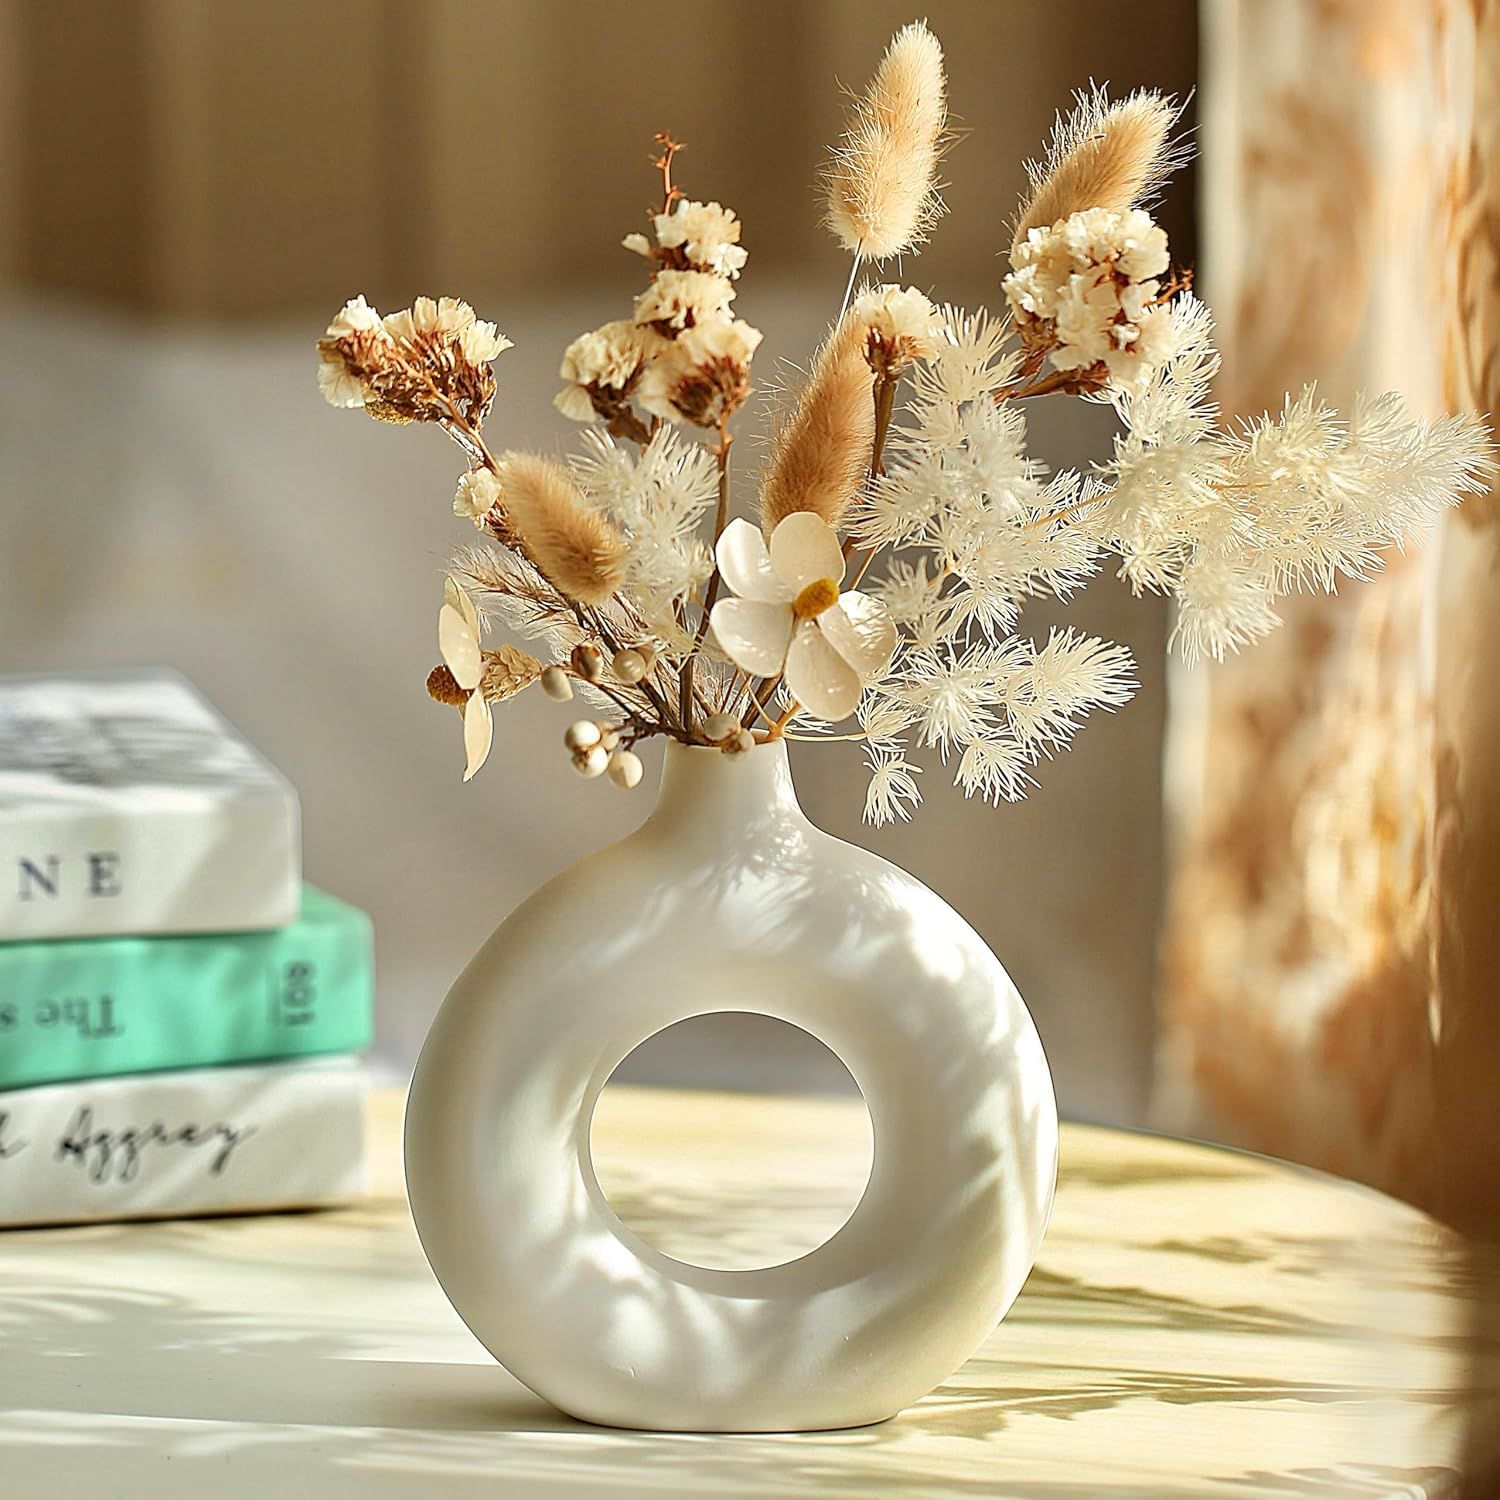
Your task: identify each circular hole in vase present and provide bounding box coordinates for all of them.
[588,1012,875,1272]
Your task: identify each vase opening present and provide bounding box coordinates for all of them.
[587,1010,874,1273]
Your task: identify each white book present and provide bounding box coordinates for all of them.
[0,1057,366,1227]
[0,669,300,939]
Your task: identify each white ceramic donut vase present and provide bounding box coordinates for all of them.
[404,738,1058,1432]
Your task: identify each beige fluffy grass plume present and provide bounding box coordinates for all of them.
[758,313,876,534]
[498,452,624,606]
[1011,87,1185,256]
[823,21,948,260]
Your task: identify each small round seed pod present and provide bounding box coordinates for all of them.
[607,749,644,789]
[540,665,574,702]
[636,643,657,673]
[611,648,647,684]
[426,664,469,708]
[572,744,610,779]
[722,729,756,756]
[564,719,602,752]
[600,727,621,752]
[570,643,606,683]
[702,711,738,743]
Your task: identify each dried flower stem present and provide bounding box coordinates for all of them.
[654,131,685,215]
[836,255,861,325]
[998,364,1108,403]
[577,601,681,732]
[1022,495,1102,533]
[842,368,899,576]
[679,419,734,729]
[719,667,746,712]
[740,675,783,732]
[870,371,898,478]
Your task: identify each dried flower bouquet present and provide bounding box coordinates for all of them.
[317,21,1491,823]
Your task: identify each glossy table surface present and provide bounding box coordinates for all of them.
[1,1085,1496,1498]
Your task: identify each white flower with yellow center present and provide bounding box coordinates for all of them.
[438,577,493,781]
[709,513,898,723]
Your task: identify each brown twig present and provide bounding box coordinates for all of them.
[870,371,898,478]
[653,132,685,215]
[995,363,1109,403]
[741,674,783,732]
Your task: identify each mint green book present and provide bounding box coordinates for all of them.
[0,886,372,1090]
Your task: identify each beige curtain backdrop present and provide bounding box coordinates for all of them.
[0,0,1197,320]
[1157,0,1500,1231]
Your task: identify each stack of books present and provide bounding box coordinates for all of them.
[0,670,372,1227]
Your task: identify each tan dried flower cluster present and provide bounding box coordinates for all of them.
[557,151,761,437]
[1004,207,1175,392]
[315,21,1490,821]
[317,295,510,426]
[852,284,943,379]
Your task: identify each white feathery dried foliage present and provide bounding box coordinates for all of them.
[1079,298,1494,662]
[853,285,1490,822]
[858,629,1137,825]
[1011,86,1186,257]
[823,21,948,260]
[856,305,1101,642]
[570,426,717,656]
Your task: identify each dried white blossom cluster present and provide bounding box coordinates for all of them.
[1003,207,1175,393]
[626,198,748,278]
[314,23,1491,817]
[569,428,718,656]
[317,294,511,421]
[557,186,761,434]
[852,283,944,378]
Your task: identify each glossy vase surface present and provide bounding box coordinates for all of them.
[404,739,1058,1431]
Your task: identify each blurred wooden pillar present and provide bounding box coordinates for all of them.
[1432,3,1500,1241]
[1156,0,1483,1211]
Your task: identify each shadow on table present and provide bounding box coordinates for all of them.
[0,1250,1489,1499]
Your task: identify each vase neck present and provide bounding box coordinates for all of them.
[647,739,803,847]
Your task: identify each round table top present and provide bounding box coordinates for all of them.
[0,1085,1496,1498]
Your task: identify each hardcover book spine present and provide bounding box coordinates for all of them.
[0,670,301,940]
[0,890,374,1091]
[2,793,301,941]
[0,1058,366,1227]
